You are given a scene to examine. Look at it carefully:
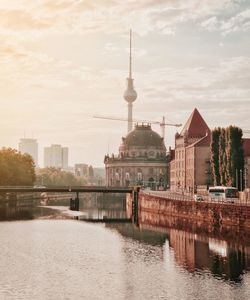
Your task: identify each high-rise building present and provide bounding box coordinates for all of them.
[44,144,68,169]
[18,138,38,167]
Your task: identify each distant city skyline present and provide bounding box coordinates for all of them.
[0,0,249,167]
[44,144,68,169]
[18,138,38,167]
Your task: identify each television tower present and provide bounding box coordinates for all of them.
[123,29,137,133]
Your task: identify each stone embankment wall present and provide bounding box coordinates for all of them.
[129,192,250,230]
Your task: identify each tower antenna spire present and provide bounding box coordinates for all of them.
[129,29,132,78]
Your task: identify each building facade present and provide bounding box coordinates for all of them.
[104,124,169,189]
[170,108,211,193]
[18,138,38,167]
[75,163,89,177]
[44,144,68,169]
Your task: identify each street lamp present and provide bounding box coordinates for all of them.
[240,169,243,191]
[245,167,248,189]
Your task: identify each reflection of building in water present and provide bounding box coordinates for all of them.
[169,229,209,271]
[106,223,167,248]
[168,228,250,282]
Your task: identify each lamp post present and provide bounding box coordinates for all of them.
[240,169,243,191]
[245,167,248,189]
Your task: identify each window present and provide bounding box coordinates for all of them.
[137,172,142,180]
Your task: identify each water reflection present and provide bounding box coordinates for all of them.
[167,228,250,282]
[0,196,250,286]
[0,202,70,221]
[108,212,250,284]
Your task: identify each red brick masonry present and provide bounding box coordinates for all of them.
[136,193,250,230]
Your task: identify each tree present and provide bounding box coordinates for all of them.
[35,168,87,187]
[225,126,244,188]
[210,128,221,185]
[0,148,35,186]
[210,126,245,188]
[219,128,227,186]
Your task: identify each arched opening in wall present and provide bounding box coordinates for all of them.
[115,171,120,187]
[158,177,164,190]
[125,172,130,187]
[148,177,155,190]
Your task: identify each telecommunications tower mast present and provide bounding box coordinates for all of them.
[123,29,137,133]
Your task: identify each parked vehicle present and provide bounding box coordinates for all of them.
[208,186,238,203]
[193,194,203,201]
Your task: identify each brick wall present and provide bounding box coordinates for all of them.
[128,192,250,230]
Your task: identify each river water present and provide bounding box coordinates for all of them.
[0,203,250,300]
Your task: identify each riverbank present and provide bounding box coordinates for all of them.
[127,191,250,230]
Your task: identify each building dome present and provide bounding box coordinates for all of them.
[122,124,165,149]
[105,123,169,188]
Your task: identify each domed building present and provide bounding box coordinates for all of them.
[104,124,169,189]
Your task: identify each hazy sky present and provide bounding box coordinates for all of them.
[0,0,250,167]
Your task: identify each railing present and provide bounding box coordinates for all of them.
[142,190,193,201]
[141,190,250,206]
[0,186,133,194]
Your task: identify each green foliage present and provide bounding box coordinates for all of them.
[210,126,245,189]
[210,128,221,185]
[36,167,87,187]
[0,148,36,186]
[219,128,227,186]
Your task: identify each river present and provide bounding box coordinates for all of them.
[0,202,249,300]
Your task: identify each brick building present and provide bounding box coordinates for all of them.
[170,108,211,192]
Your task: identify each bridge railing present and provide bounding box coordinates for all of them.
[0,186,133,194]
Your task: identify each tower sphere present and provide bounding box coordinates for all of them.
[124,80,137,103]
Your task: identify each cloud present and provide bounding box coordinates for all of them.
[200,8,250,35]
[0,0,241,36]
[201,16,218,31]
[134,56,250,119]
[221,8,250,34]
[0,0,249,166]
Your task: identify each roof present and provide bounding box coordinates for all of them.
[180,108,210,138]
[189,134,211,148]
[243,138,250,157]
[123,124,164,148]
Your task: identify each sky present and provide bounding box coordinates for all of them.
[0,0,250,167]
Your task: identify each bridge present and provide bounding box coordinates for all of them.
[0,186,133,193]
[0,186,139,218]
